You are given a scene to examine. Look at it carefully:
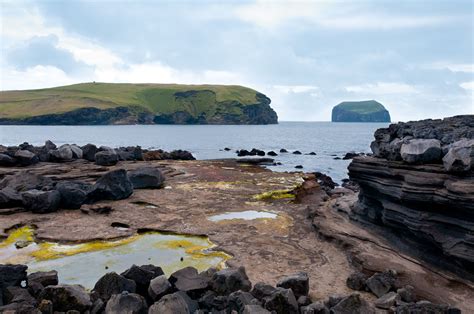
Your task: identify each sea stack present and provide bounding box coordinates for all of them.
[332,100,391,122]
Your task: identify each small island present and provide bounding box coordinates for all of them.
[331,100,391,122]
[0,83,278,125]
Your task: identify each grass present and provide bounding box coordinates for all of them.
[0,82,260,119]
[334,100,387,114]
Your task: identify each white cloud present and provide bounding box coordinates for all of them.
[1,65,79,90]
[460,81,474,91]
[345,82,419,95]
[273,85,319,94]
[428,62,474,73]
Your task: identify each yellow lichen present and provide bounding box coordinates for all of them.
[0,226,35,249]
[252,189,295,201]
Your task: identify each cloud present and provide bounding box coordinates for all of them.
[428,62,474,73]
[460,81,474,91]
[1,65,78,91]
[273,85,319,94]
[345,82,419,95]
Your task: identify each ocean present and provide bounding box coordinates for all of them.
[0,122,389,182]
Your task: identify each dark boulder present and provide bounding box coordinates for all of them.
[169,267,209,297]
[395,301,460,314]
[276,272,309,299]
[262,287,298,314]
[397,285,415,303]
[251,282,278,301]
[87,169,133,202]
[365,270,396,298]
[0,264,28,305]
[400,139,442,164]
[211,267,252,295]
[0,172,53,192]
[3,286,36,305]
[139,264,164,278]
[104,291,147,314]
[148,275,173,302]
[236,158,274,165]
[92,272,136,301]
[330,293,374,314]
[228,290,258,313]
[301,301,330,314]
[50,144,74,162]
[128,167,165,189]
[21,189,61,213]
[198,291,228,311]
[0,187,23,209]
[28,270,58,287]
[342,152,362,160]
[280,149,288,153]
[116,146,144,161]
[121,264,158,296]
[295,165,303,169]
[38,284,92,312]
[443,139,474,172]
[0,153,16,166]
[169,150,195,160]
[374,291,400,309]
[70,145,83,159]
[346,272,368,291]
[267,151,278,156]
[56,181,91,209]
[14,150,39,166]
[148,291,198,314]
[243,304,271,313]
[95,150,119,166]
[82,144,98,162]
[314,172,338,191]
[293,151,302,155]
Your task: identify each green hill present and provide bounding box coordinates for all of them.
[332,100,391,122]
[0,83,278,125]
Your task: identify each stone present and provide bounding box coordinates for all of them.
[91,298,105,314]
[297,295,312,307]
[87,169,133,202]
[267,151,278,156]
[14,150,39,166]
[0,187,23,209]
[128,167,165,189]
[374,291,401,309]
[211,266,252,295]
[228,291,257,313]
[169,150,195,160]
[39,284,92,312]
[301,301,330,314]
[276,272,309,298]
[400,139,442,164]
[343,152,360,160]
[21,189,61,213]
[330,293,374,314]
[346,272,368,291]
[262,287,298,314]
[397,285,415,303]
[37,299,53,314]
[82,144,98,162]
[280,149,288,153]
[92,272,136,301]
[27,281,44,298]
[443,139,474,172]
[148,275,173,302]
[3,286,36,305]
[251,282,278,301]
[28,270,58,287]
[169,266,209,297]
[0,172,53,192]
[293,150,302,155]
[198,291,228,311]
[243,304,271,314]
[70,145,83,159]
[236,158,274,165]
[295,165,303,169]
[116,146,144,161]
[365,270,396,298]
[50,144,74,162]
[104,291,147,314]
[121,264,158,296]
[95,150,118,166]
[44,140,56,151]
[0,153,16,166]
[56,181,91,209]
[148,291,198,314]
[395,301,461,314]
[139,264,164,278]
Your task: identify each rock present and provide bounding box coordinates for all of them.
[39,284,92,312]
[14,150,39,166]
[314,172,338,191]
[443,139,474,172]
[365,270,396,298]
[346,272,368,291]
[0,187,23,209]
[121,264,157,296]
[3,286,36,305]
[50,144,74,162]
[116,146,144,161]
[95,150,119,166]
[0,301,39,313]
[27,281,44,298]
[148,291,198,314]
[128,167,165,189]
[21,189,61,213]
[168,267,209,297]
[325,294,345,308]
[139,264,164,278]
[91,298,105,314]
[262,287,298,314]
[37,299,53,313]
[44,140,56,151]
[198,291,228,311]
[330,293,374,314]
[297,295,312,307]
[0,153,16,166]
[308,152,317,155]
[228,291,258,313]
[397,285,415,303]
[295,165,303,169]
[70,145,83,159]
[236,158,274,165]
[301,301,330,314]
[293,150,302,155]
[400,139,442,164]
[243,304,271,314]
[267,151,278,156]
[395,301,461,314]
[92,272,136,301]
[342,152,361,160]
[224,147,231,151]
[87,169,133,202]
[251,282,278,301]
[82,144,98,162]
[104,291,147,314]
[28,270,58,287]
[148,275,173,302]
[169,150,195,160]
[374,291,400,309]
[56,181,91,209]
[0,172,53,192]
[211,266,252,295]
[280,149,288,153]
[276,272,309,299]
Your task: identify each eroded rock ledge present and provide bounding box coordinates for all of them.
[348,115,474,280]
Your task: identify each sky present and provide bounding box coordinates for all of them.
[1,0,473,121]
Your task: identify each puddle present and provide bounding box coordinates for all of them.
[0,226,229,289]
[208,210,278,222]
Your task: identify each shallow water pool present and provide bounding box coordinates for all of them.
[208,210,278,222]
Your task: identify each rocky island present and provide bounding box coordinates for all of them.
[0,83,278,125]
[332,100,391,122]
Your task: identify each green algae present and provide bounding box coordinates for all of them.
[253,189,295,201]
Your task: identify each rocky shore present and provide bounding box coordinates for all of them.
[348,115,474,279]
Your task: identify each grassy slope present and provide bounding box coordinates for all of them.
[335,100,387,114]
[0,83,259,119]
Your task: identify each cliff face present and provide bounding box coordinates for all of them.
[332,100,391,122]
[348,115,474,280]
[0,83,278,125]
